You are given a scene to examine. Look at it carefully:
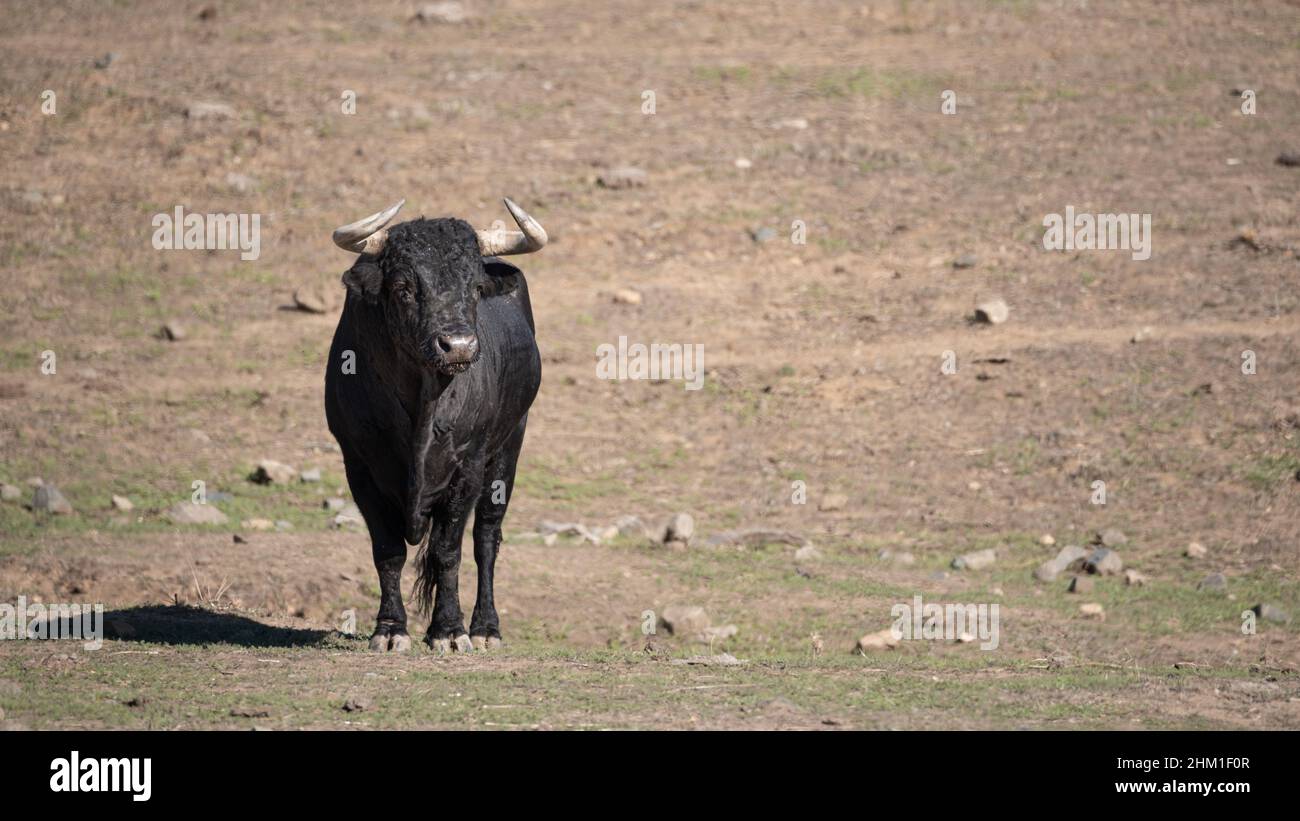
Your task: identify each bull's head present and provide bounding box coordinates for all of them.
[331,198,547,374]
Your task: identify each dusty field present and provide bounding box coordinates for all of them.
[1,0,1299,729]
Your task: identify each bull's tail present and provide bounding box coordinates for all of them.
[412,525,436,615]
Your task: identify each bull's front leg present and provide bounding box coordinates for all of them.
[421,492,475,654]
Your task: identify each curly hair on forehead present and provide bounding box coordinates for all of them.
[382,217,481,265]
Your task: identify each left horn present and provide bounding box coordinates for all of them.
[332,199,405,255]
[476,198,548,256]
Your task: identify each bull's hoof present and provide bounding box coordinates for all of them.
[368,631,411,652]
[471,636,502,651]
[430,633,474,654]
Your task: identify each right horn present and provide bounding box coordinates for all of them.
[477,198,548,256]
[332,199,405,255]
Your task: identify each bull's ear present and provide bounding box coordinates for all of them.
[342,260,383,302]
[479,257,521,298]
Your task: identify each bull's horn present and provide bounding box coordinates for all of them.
[476,198,548,256]
[332,199,405,255]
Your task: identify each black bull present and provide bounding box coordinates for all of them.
[324,213,542,653]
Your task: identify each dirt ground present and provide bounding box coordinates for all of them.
[1,0,1298,729]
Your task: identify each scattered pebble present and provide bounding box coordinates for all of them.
[1185,542,1207,559]
[1276,151,1300,167]
[299,468,321,483]
[185,101,236,121]
[749,226,777,243]
[250,459,297,485]
[1198,573,1228,593]
[415,2,467,23]
[596,166,647,189]
[659,605,709,636]
[1123,569,1148,587]
[952,253,978,269]
[323,497,347,511]
[1251,603,1291,624]
[1083,547,1123,576]
[164,502,228,525]
[952,548,996,571]
[672,653,745,666]
[110,494,134,512]
[663,512,695,545]
[31,484,73,515]
[611,288,642,305]
[1079,602,1106,620]
[1035,544,1088,582]
[1096,528,1128,548]
[856,628,900,652]
[878,548,915,566]
[818,493,848,512]
[293,285,337,314]
[793,544,821,561]
[0,484,20,502]
[973,298,1009,325]
[1039,534,1056,546]
[341,697,370,713]
[161,321,186,341]
[332,503,364,529]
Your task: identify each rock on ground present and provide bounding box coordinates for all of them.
[974,298,1009,324]
[250,459,297,484]
[32,484,73,514]
[164,502,228,525]
[659,605,709,636]
[597,166,648,189]
[856,628,900,652]
[1034,544,1088,582]
[110,494,134,511]
[663,512,695,545]
[952,548,996,571]
[1083,547,1123,576]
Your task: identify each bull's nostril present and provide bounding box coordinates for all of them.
[435,333,478,363]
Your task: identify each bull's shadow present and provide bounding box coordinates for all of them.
[101,604,331,648]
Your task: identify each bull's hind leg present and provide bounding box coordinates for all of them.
[343,456,411,653]
[470,420,527,650]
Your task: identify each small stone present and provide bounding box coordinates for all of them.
[274,520,292,532]
[772,117,809,130]
[856,628,900,652]
[611,288,642,305]
[952,548,996,571]
[1034,544,1088,582]
[663,539,688,552]
[818,493,848,512]
[225,172,256,193]
[332,503,364,529]
[878,548,915,566]
[749,226,777,243]
[161,321,186,341]
[702,624,738,642]
[1251,603,1291,624]
[93,52,118,70]
[1068,576,1094,594]
[185,101,236,120]
[1130,326,1155,343]
[613,515,647,539]
[415,2,467,23]
[1039,534,1056,546]
[1123,569,1148,587]
[1198,573,1228,593]
[0,484,20,502]
[659,605,709,636]
[973,298,1009,325]
[341,697,369,713]
[299,468,321,483]
[596,166,647,189]
[293,285,337,314]
[164,502,228,525]
[734,157,752,169]
[233,534,248,544]
[32,484,73,515]
[251,459,297,485]
[241,518,274,531]
[1084,547,1123,576]
[323,497,346,511]
[663,512,695,545]
[793,544,821,561]
[1096,528,1128,547]
[1079,602,1106,620]
[110,494,134,512]
[1276,151,1300,167]
[1185,542,1207,559]
[952,253,978,269]
[24,477,44,487]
